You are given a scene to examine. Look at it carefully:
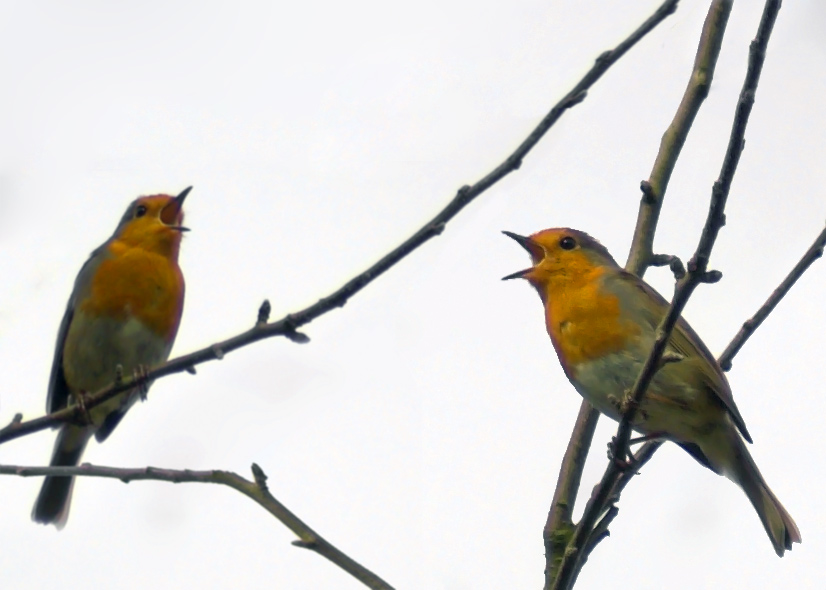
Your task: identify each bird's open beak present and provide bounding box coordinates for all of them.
[175,186,192,207]
[502,231,534,253]
[502,230,537,280]
[162,186,192,231]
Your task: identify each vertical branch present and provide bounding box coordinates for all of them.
[544,1,731,586]
[539,3,682,588]
[543,404,599,578]
[626,0,733,277]
[550,1,783,589]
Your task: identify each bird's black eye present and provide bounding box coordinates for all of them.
[135,205,148,218]
[559,236,577,250]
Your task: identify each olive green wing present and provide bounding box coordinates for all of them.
[46,244,108,415]
[612,270,753,443]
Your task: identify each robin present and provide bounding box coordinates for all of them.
[32,188,190,527]
[502,227,800,556]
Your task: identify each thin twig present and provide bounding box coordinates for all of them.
[0,463,395,590]
[0,0,678,448]
[626,0,732,276]
[551,1,783,588]
[719,222,826,370]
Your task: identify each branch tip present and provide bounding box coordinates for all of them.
[702,269,723,283]
[285,330,310,344]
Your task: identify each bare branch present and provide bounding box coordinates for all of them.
[545,0,726,586]
[0,0,679,449]
[626,0,732,276]
[719,222,826,371]
[550,1,783,588]
[0,462,395,590]
[543,403,599,580]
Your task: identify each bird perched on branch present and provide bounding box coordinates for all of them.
[502,227,800,556]
[32,188,191,527]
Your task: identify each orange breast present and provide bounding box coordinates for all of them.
[80,241,185,341]
[542,266,638,375]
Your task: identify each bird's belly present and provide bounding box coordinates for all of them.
[570,352,721,443]
[61,310,169,423]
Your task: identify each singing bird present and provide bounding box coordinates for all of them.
[503,227,800,556]
[33,188,190,527]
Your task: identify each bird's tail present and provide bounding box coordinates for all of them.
[32,424,92,528]
[727,432,801,557]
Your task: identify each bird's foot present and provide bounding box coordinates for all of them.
[70,390,93,426]
[607,437,636,471]
[133,365,150,401]
[628,432,665,447]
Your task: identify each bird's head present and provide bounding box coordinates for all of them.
[113,187,191,257]
[502,228,617,289]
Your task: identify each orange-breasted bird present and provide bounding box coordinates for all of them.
[503,227,800,556]
[32,188,190,527]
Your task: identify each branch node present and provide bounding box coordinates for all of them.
[282,314,310,343]
[455,185,472,203]
[430,221,447,236]
[292,540,318,550]
[211,344,225,360]
[114,364,124,386]
[669,257,686,279]
[257,299,272,325]
[567,90,587,108]
[285,330,311,344]
[595,50,612,66]
[702,269,723,283]
[639,180,657,204]
[251,463,269,491]
[185,366,197,375]
[649,254,685,279]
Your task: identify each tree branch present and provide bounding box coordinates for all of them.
[0,462,395,590]
[550,1,783,588]
[626,0,732,277]
[718,222,826,371]
[0,0,677,449]
[545,0,728,586]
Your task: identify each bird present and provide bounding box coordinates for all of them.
[32,188,191,527]
[502,227,800,556]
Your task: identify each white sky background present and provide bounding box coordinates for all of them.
[0,1,824,588]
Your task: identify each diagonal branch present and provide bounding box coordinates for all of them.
[718,222,826,371]
[550,1,784,588]
[0,0,679,448]
[0,462,395,590]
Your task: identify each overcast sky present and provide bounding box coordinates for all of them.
[1,1,825,588]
